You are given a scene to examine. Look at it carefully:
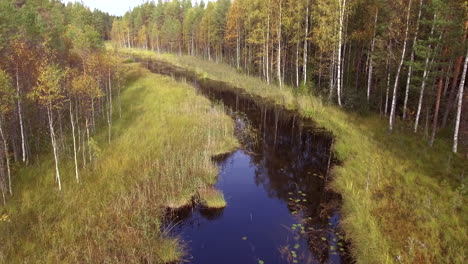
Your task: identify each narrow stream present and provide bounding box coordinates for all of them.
[141,59,350,264]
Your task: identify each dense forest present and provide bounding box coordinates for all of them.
[111,0,468,152]
[0,0,115,199]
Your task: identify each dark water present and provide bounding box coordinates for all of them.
[141,59,350,264]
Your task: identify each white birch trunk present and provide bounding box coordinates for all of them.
[82,118,87,168]
[403,51,414,120]
[0,116,12,195]
[86,118,91,162]
[367,9,378,103]
[415,15,436,132]
[389,0,412,131]
[236,30,240,69]
[403,0,424,120]
[47,106,61,191]
[15,68,26,163]
[69,102,79,183]
[108,68,113,144]
[266,3,270,84]
[277,0,282,88]
[296,40,300,87]
[330,47,337,100]
[453,48,468,153]
[303,0,309,85]
[336,0,346,107]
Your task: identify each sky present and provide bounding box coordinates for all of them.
[62,0,210,16]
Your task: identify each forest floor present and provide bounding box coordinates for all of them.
[0,62,237,263]
[121,48,468,264]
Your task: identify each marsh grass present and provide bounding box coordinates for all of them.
[122,48,468,264]
[197,187,227,209]
[0,62,238,263]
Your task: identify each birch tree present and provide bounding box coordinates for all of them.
[31,63,65,191]
[302,0,310,85]
[453,48,468,153]
[389,0,412,131]
[367,8,378,103]
[276,0,283,88]
[414,15,437,133]
[8,40,32,163]
[0,69,14,195]
[402,0,423,120]
[336,0,347,107]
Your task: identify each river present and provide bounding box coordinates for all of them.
[141,59,350,264]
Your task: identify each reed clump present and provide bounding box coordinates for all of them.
[198,187,227,209]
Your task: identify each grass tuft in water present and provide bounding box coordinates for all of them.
[198,187,227,209]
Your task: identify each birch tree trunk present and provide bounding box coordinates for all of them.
[82,119,87,168]
[453,48,468,153]
[403,51,415,120]
[336,0,346,107]
[236,29,240,70]
[330,47,336,100]
[266,6,270,84]
[367,9,378,103]
[107,67,113,144]
[403,0,424,120]
[69,102,79,183]
[302,0,309,85]
[389,0,412,131]
[442,24,468,128]
[0,116,12,195]
[414,57,431,132]
[296,40,300,87]
[15,68,26,163]
[277,0,283,88]
[47,106,61,191]
[415,15,437,133]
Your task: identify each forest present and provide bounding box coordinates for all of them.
[111,0,468,151]
[0,0,467,263]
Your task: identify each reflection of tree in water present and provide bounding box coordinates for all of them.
[146,59,349,263]
[165,205,226,234]
[199,208,225,220]
[202,84,347,263]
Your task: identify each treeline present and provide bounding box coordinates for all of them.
[0,0,119,202]
[111,0,468,153]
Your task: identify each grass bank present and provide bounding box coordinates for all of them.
[0,62,237,263]
[122,48,467,264]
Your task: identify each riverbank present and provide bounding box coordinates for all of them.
[0,62,237,263]
[121,48,467,264]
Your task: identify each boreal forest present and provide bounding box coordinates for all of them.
[0,0,467,263]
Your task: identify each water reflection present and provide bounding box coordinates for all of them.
[142,59,349,264]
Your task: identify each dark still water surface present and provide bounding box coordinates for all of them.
[141,59,349,264]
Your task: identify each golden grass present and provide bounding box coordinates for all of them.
[198,187,227,209]
[0,62,238,263]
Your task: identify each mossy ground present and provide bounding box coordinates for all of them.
[122,48,468,264]
[0,62,238,263]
